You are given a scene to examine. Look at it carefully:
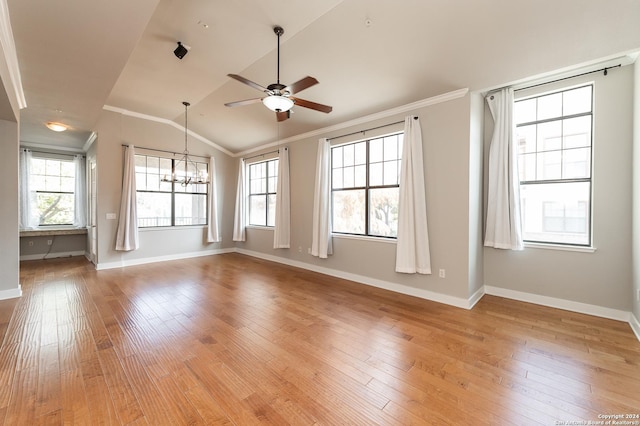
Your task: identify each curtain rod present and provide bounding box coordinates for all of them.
[22,148,84,158]
[121,143,209,160]
[488,64,621,98]
[328,116,416,143]
[243,148,284,162]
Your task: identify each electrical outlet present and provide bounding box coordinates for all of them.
[298,246,302,253]
[439,269,446,278]
[28,241,34,246]
[47,240,53,245]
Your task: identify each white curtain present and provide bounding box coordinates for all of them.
[73,155,87,228]
[485,88,524,250]
[395,116,431,274]
[273,147,290,248]
[310,138,332,258]
[115,145,139,251]
[206,156,221,243]
[232,158,246,242]
[19,149,36,229]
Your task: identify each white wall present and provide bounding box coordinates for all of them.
[484,65,634,312]
[93,110,236,269]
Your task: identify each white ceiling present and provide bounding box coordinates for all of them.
[8,0,640,154]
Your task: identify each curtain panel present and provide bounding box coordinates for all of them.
[232,158,246,242]
[395,116,431,274]
[206,156,221,243]
[273,147,291,248]
[310,138,332,258]
[485,88,524,250]
[115,145,139,251]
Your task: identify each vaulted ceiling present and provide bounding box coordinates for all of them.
[8,0,640,154]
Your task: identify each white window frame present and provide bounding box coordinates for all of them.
[29,154,76,227]
[515,84,593,247]
[247,158,278,227]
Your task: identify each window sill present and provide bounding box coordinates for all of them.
[139,225,206,232]
[332,233,397,244]
[246,225,274,231]
[524,242,596,253]
[20,227,88,237]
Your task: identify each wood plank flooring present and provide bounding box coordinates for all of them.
[1,253,639,425]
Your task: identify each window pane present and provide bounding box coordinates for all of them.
[136,172,147,191]
[369,162,382,186]
[383,160,399,186]
[175,193,206,226]
[563,86,592,116]
[46,160,61,176]
[520,181,590,245]
[354,142,366,165]
[369,187,399,237]
[332,146,343,168]
[519,153,536,182]
[563,116,591,149]
[60,177,75,192]
[354,165,366,187]
[332,189,365,234]
[249,195,266,226]
[147,156,159,172]
[332,168,343,189]
[515,98,536,124]
[370,138,383,163]
[537,151,561,180]
[343,144,354,166]
[36,193,74,225]
[268,176,277,193]
[562,147,591,179]
[137,192,171,227]
[516,125,536,154]
[135,155,147,173]
[384,136,398,160]
[45,176,61,192]
[60,161,74,177]
[343,166,355,188]
[537,121,562,151]
[31,158,45,175]
[267,194,276,227]
[537,92,562,121]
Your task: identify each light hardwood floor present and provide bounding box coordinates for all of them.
[1,254,639,425]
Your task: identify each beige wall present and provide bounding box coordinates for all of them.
[633,62,640,321]
[484,65,634,312]
[94,110,236,269]
[235,93,483,304]
[0,119,19,294]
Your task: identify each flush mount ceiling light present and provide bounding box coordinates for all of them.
[46,121,67,132]
[262,95,294,112]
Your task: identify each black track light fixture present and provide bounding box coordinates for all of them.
[174,41,189,59]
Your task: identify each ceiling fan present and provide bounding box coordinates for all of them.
[225,26,332,122]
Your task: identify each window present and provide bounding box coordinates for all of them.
[331,133,403,238]
[248,159,278,227]
[30,157,75,225]
[135,154,208,228]
[515,85,593,246]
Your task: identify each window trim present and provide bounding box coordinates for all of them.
[30,155,76,227]
[330,131,403,239]
[515,83,594,248]
[135,153,208,228]
[247,157,279,228]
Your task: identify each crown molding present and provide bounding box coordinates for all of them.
[0,0,26,110]
[102,105,234,157]
[235,88,469,157]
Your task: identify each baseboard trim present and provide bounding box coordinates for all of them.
[0,285,22,300]
[235,248,477,310]
[484,285,630,323]
[96,248,235,270]
[630,313,640,342]
[20,250,87,261]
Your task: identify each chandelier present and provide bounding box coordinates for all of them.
[162,101,209,186]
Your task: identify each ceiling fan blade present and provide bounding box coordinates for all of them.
[276,110,290,122]
[291,97,333,113]
[227,74,269,93]
[285,76,318,94]
[224,98,263,107]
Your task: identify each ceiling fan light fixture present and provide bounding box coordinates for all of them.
[262,95,293,112]
[46,121,67,132]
